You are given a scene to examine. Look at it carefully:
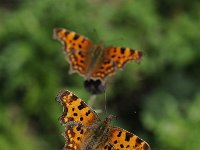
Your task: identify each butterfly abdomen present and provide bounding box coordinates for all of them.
[83,123,110,149]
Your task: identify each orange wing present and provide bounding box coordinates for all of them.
[63,124,116,150]
[53,28,92,76]
[108,127,150,150]
[90,47,143,81]
[63,123,87,150]
[63,123,116,150]
[56,89,99,126]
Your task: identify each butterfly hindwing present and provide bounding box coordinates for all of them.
[64,123,86,150]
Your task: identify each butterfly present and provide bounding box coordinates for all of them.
[56,89,151,150]
[53,28,143,94]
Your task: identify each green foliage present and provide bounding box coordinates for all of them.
[0,0,200,149]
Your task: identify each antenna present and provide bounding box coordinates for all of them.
[88,94,97,108]
[104,88,108,114]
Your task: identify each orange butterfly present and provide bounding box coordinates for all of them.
[53,28,143,94]
[56,90,151,150]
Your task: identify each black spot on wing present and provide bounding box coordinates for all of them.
[78,44,82,48]
[73,34,80,40]
[80,129,84,134]
[78,101,86,110]
[68,117,74,121]
[64,31,70,36]
[86,110,91,116]
[78,51,85,58]
[125,132,133,142]
[117,131,122,137]
[77,137,81,141]
[71,94,78,101]
[111,55,115,58]
[104,60,111,64]
[80,60,84,64]
[136,137,143,144]
[104,143,113,150]
[120,144,124,148]
[120,48,126,54]
[80,117,83,121]
[130,49,136,55]
[76,125,81,131]
[81,38,86,43]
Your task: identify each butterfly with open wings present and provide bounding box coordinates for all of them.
[53,28,143,94]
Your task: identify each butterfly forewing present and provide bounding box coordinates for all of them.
[53,28,92,53]
[56,90,99,126]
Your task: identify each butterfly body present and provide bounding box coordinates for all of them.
[56,90,151,150]
[81,119,111,149]
[85,44,105,80]
[64,120,111,150]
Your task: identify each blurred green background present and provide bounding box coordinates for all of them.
[0,0,200,149]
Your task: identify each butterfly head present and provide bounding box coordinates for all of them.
[84,79,105,94]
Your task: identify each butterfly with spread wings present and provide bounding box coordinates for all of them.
[53,28,143,94]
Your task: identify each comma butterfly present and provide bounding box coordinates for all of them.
[53,28,143,94]
[56,90,151,150]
